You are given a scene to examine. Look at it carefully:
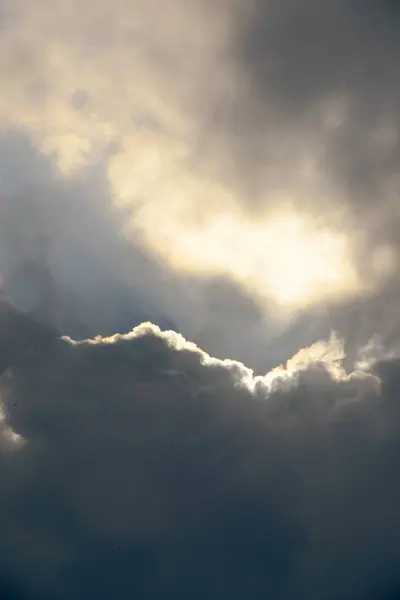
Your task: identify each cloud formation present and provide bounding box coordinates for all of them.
[0,317,399,599]
[1,0,400,367]
[233,1,400,287]
[1,0,395,327]
[0,130,177,335]
[0,128,284,373]
[1,3,400,597]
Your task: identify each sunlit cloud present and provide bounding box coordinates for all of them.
[130,195,395,314]
[2,2,400,596]
[1,0,400,367]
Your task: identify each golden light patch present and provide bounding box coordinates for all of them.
[130,202,361,313]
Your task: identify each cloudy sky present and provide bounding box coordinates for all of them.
[1,0,400,598]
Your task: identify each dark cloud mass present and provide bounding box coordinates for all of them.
[234,0,400,203]
[0,311,400,599]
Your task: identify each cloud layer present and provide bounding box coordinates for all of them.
[0,319,400,599]
[1,3,400,597]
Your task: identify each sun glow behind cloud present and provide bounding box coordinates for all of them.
[0,0,398,350]
[128,201,362,312]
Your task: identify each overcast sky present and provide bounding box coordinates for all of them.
[1,1,400,598]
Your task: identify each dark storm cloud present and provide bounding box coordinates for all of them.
[3,8,400,594]
[1,316,400,598]
[241,1,400,118]
[206,1,400,230]
[240,2,400,166]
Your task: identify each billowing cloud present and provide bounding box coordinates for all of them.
[0,314,399,599]
[1,3,400,597]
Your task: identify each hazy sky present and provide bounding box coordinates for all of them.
[1,1,400,598]
[2,0,400,367]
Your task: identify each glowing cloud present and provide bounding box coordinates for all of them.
[133,203,362,312]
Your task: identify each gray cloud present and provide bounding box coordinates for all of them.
[0,129,281,370]
[2,0,399,368]
[0,318,399,598]
[0,130,172,335]
[2,4,400,595]
[232,1,400,202]
[191,0,400,364]
[177,1,400,297]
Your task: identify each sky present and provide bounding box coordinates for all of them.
[1,0,400,597]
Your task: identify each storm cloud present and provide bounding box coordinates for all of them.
[0,314,399,599]
[1,1,400,597]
